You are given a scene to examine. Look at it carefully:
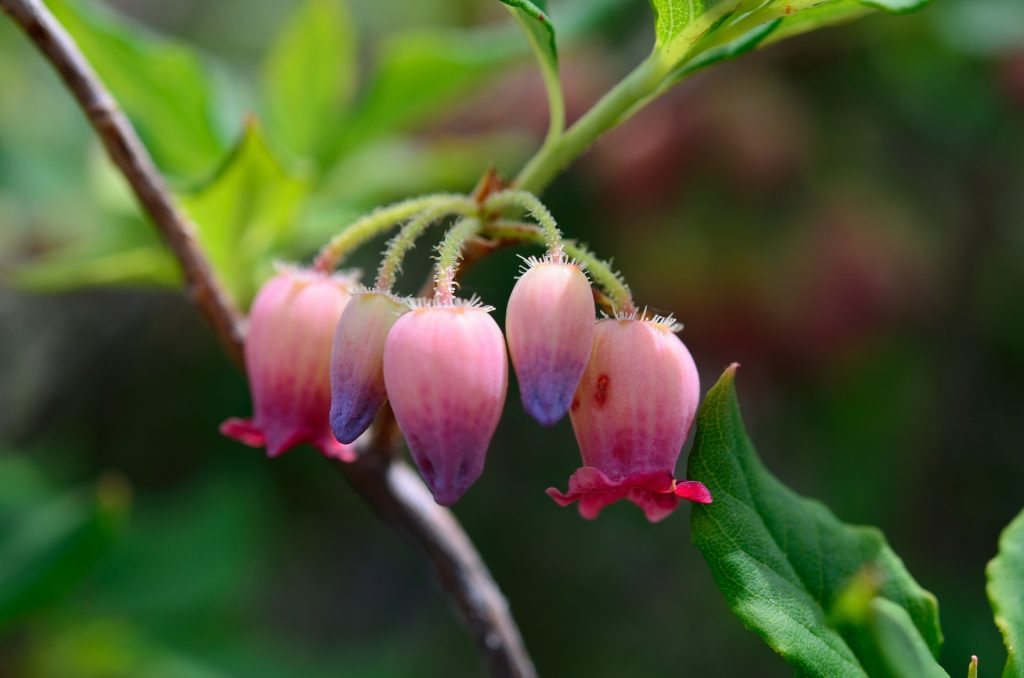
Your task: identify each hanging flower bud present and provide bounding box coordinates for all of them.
[384,301,508,506]
[330,291,407,444]
[506,257,595,426]
[221,265,357,461]
[547,316,712,522]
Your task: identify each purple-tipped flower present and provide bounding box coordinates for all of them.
[330,291,408,444]
[506,258,595,426]
[547,316,712,522]
[221,266,357,461]
[384,302,508,505]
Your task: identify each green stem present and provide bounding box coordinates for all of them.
[509,11,565,144]
[483,221,635,314]
[375,200,478,291]
[434,217,482,304]
[484,189,563,260]
[513,53,669,195]
[313,194,472,272]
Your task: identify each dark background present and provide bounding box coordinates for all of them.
[1,0,1022,675]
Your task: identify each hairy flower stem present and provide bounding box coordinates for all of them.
[484,190,564,262]
[314,194,475,273]
[435,217,482,305]
[375,200,478,291]
[483,221,635,314]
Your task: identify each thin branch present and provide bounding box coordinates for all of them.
[342,405,534,678]
[0,0,245,367]
[0,1,535,676]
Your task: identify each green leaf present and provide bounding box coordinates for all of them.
[10,245,180,290]
[46,0,229,180]
[688,365,943,678]
[652,0,933,78]
[987,507,1024,678]
[498,0,563,135]
[868,598,950,678]
[498,0,557,69]
[331,26,524,156]
[650,0,706,52]
[180,119,310,305]
[671,18,781,80]
[0,475,130,627]
[262,0,357,164]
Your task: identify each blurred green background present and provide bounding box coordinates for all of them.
[1,0,1023,675]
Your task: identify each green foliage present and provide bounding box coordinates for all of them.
[262,0,357,164]
[331,27,523,154]
[649,0,933,80]
[180,121,310,304]
[498,0,557,69]
[46,0,228,180]
[868,598,950,678]
[0,461,130,627]
[688,365,944,677]
[987,508,1024,678]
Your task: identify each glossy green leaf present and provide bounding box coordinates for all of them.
[688,365,943,678]
[46,0,228,180]
[988,507,1024,678]
[262,0,356,164]
[0,476,130,626]
[180,119,310,304]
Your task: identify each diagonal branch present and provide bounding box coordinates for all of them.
[0,1,535,676]
[0,0,246,367]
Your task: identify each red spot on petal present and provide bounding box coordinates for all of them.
[570,397,580,412]
[594,374,610,407]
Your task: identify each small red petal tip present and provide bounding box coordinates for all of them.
[675,480,713,504]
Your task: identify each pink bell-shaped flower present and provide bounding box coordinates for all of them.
[506,257,595,426]
[330,290,407,444]
[221,265,357,461]
[547,316,712,522]
[383,301,508,505]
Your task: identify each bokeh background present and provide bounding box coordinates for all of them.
[1,0,1023,675]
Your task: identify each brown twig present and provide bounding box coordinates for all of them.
[0,0,246,367]
[1,1,535,676]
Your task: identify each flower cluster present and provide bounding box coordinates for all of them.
[222,191,711,521]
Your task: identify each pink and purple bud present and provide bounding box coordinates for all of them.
[383,302,508,506]
[547,316,712,522]
[221,265,357,461]
[506,258,595,426]
[330,291,408,444]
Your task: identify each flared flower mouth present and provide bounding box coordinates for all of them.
[220,417,356,462]
[546,466,711,523]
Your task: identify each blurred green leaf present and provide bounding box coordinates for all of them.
[180,119,310,304]
[262,0,357,165]
[688,365,943,678]
[46,0,229,180]
[10,245,180,290]
[0,475,130,627]
[987,507,1024,678]
[330,26,524,156]
[23,617,226,678]
[868,598,950,678]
